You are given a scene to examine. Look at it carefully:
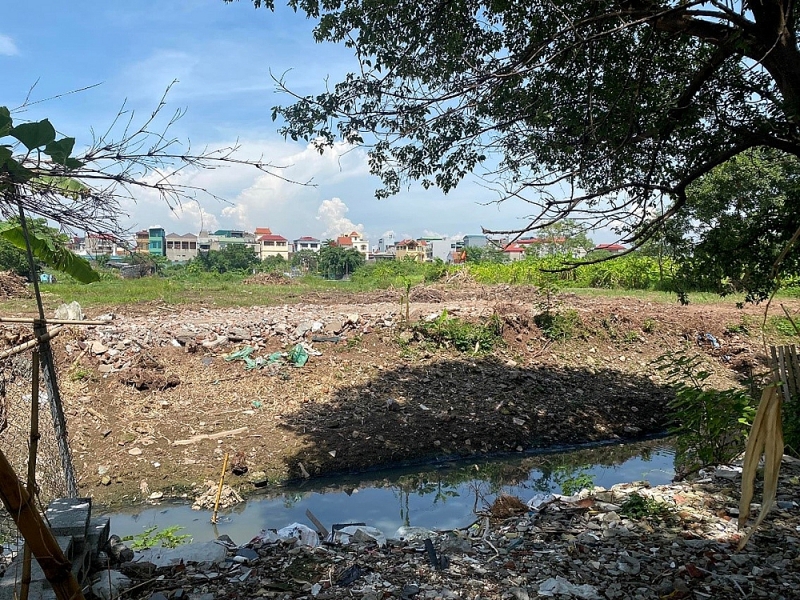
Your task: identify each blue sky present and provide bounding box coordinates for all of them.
[3,1,612,245]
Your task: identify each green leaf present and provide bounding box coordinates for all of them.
[63,157,84,169]
[0,107,11,137]
[33,175,89,199]
[0,224,100,283]
[0,145,11,166]
[10,119,56,151]
[2,156,35,183]
[43,137,76,165]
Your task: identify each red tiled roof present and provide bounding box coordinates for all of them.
[503,243,525,253]
[254,227,273,235]
[518,236,567,245]
[336,236,353,246]
[297,236,319,241]
[258,234,287,242]
[595,243,626,251]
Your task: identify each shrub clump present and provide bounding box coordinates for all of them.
[533,309,583,340]
[412,310,503,353]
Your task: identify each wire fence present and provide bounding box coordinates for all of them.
[0,350,70,547]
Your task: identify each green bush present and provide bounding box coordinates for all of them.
[412,310,503,353]
[654,350,756,474]
[534,309,583,340]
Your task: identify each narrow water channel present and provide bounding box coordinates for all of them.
[105,439,675,545]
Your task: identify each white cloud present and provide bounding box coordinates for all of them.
[169,201,219,233]
[0,34,18,56]
[316,198,365,239]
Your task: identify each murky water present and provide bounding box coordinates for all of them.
[104,439,674,545]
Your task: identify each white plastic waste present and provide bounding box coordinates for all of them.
[276,523,320,547]
[394,525,435,541]
[332,525,386,547]
[538,576,600,599]
[526,492,555,510]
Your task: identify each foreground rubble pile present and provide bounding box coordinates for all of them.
[109,458,800,600]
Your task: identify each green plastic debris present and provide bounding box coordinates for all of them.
[252,400,263,409]
[224,346,254,362]
[267,352,283,364]
[288,344,309,367]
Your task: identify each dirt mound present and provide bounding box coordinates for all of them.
[0,271,31,298]
[243,272,293,285]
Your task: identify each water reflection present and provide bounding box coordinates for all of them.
[106,439,674,544]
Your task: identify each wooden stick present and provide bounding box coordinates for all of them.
[172,427,248,446]
[211,453,230,524]
[20,350,40,600]
[0,317,111,326]
[0,447,85,600]
[0,326,64,361]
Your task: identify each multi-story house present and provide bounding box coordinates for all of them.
[134,230,149,253]
[165,233,199,262]
[148,228,166,256]
[337,231,370,259]
[394,239,426,262]
[85,233,122,257]
[293,236,321,253]
[258,231,290,261]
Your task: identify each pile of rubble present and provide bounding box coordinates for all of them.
[244,273,293,286]
[62,305,405,375]
[0,270,31,299]
[104,457,800,600]
[52,299,494,377]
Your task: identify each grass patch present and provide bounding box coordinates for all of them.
[534,309,583,341]
[619,492,671,520]
[412,310,503,353]
[122,525,191,550]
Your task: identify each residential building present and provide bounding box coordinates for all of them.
[395,239,426,262]
[67,236,86,255]
[293,236,321,253]
[420,237,459,262]
[85,233,121,257]
[463,234,488,247]
[134,230,149,253]
[258,232,290,261]
[148,228,166,257]
[165,233,199,262]
[206,229,258,254]
[594,243,627,255]
[503,243,526,261]
[341,231,370,259]
[377,233,395,253]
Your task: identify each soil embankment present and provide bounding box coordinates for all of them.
[0,285,789,506]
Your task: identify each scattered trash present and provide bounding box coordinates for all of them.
[288,343,309,366]
[336,564,369,586]
[192,480,243,510]
[311,335,342,343]
[394,526,435,541]
[527,492,556,510]
[697,332,721,349]
[276,523,319,547]
[331,525,386,547]
[538,576,600,599]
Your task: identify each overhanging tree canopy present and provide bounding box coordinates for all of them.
[234,0,800,268]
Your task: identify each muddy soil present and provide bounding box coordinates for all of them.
[0,284,793,508]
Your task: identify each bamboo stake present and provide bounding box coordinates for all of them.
[0,317,110,325]
[0,447,84,600]
[211,453,230,524]
[20,350,40,600]
[0,326,64,361]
